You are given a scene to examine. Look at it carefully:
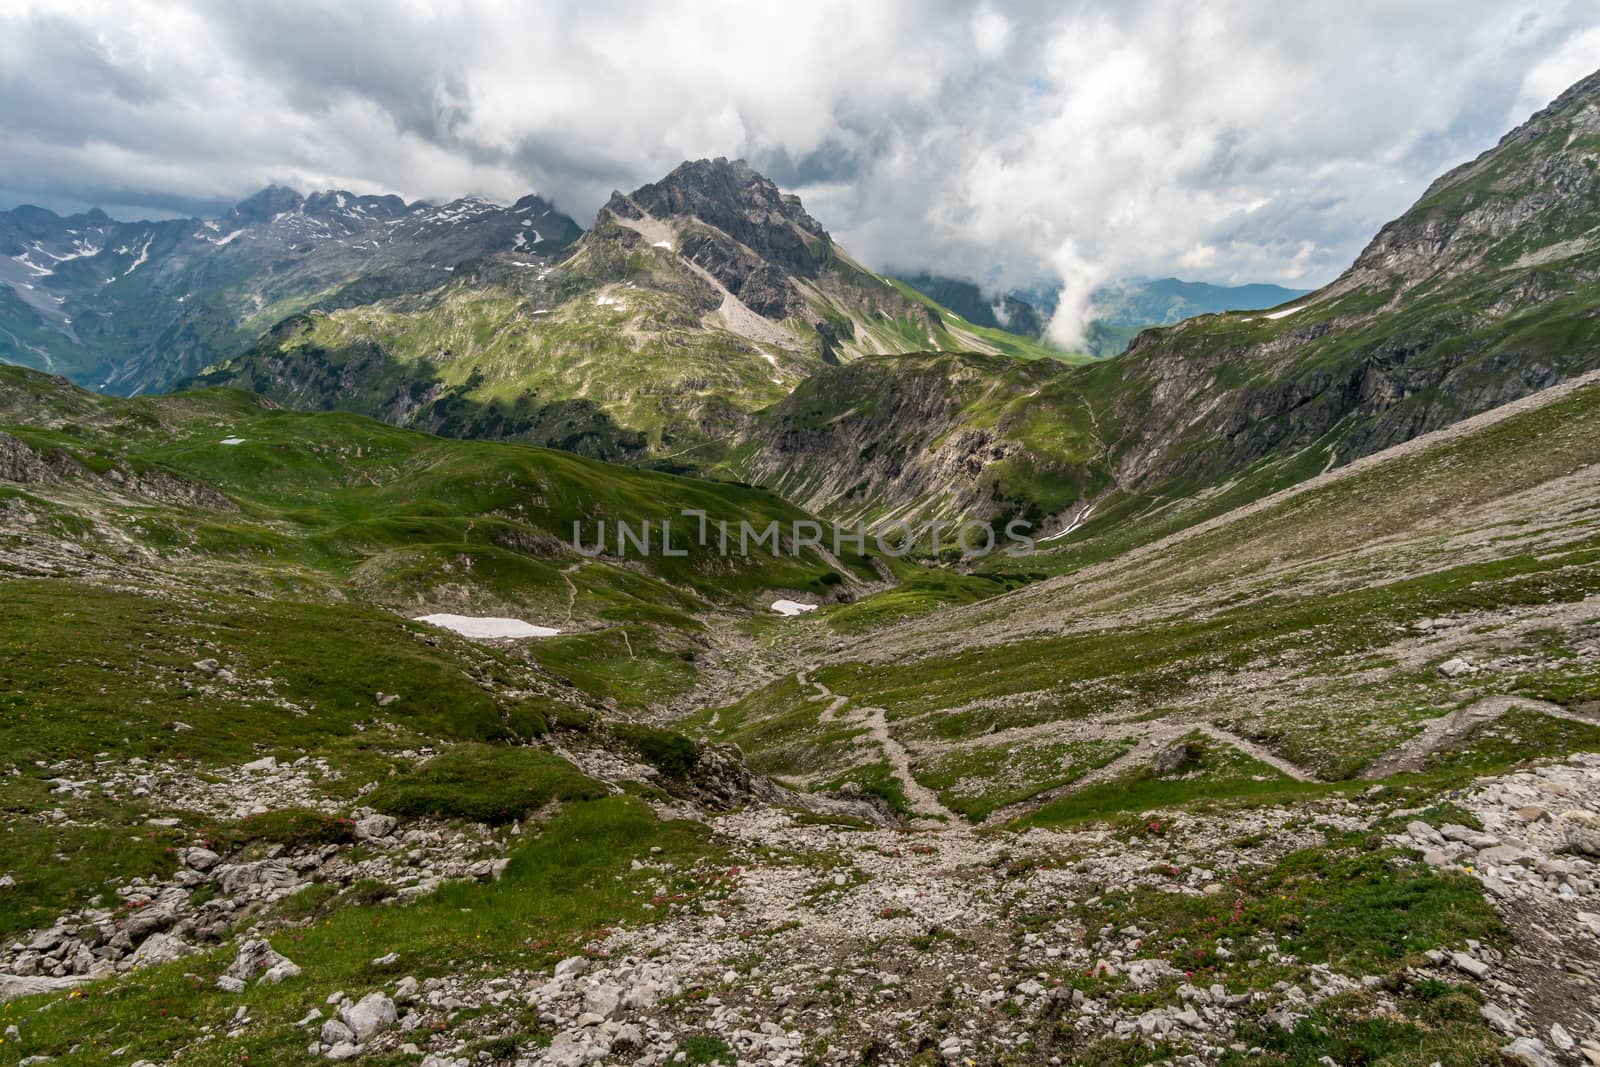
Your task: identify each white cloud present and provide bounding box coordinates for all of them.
[1,0,1597,346]
[971,5,1013,59]
[1513,24,1600,119]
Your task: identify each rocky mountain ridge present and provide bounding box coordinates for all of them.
[189,158,1069,467]
[0,185,582,394]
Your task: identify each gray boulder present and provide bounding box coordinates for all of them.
[340,991,398,1042]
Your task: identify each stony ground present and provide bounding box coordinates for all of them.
[4,731,1598,1066]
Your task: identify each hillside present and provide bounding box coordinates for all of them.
[728,351,1100,526]
[4,368,1597,1067]
[0,364,880,713]
[192,160,1071,466]
[4,55,1600,1067]
[0,188,582,394]
[744,68,1600,536]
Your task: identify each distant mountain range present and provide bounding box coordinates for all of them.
[739,67,1600,529]
[895,272,1309,356]
[5,64,1600,539]
[0,187,583,393]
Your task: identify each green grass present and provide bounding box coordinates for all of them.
[1075,828,1504,987]
[0,797,721,1066]
[913,737,1133,821]
[610,723,701,781]
[227,808,356,848]
[0,792,185,943]
[1419,706,1600,776]
[0,580,539,767]
[0,363,875,631]
[369,744,608,824]
[674,1034,738,1065]
[818,761,912,816]
[684,675,869,783]
[802,535,1600,774]
[1014,737,1345,829]
[531,628,700,709]
[823,569,1026,633]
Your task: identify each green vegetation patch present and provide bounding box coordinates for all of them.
[914,737,1133,821]
[0,797,721,1066]
[369,744,607,824]
[1017,736,1347,829]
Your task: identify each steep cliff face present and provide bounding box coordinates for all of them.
[734,352,1107,529]
[576,158,1038,363]
[625,158,833,278]
[1344,68,1600,294]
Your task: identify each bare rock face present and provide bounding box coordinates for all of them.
[677,231,801,321]
[1150,740,1200,775]
[215,860,299,897]
[0,973,92,999]
[625,157,832,278]
[125,931,192,968]
[0,431,77,484]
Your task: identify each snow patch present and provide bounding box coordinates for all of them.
[219,437,245,446]
[652,240,673,250]
[1263,304,1302,320]
[770,599,818,617]
[124,235,153,275]
[413,614,561,639]
[1038,502,1098,543]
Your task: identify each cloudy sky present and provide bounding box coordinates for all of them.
[3,0,1597,343]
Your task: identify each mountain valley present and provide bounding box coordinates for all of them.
[1,57,1600,1067]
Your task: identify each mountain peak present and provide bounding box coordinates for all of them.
[1343,65,1600,292]
[618,157,831,276]
[301,190,408,221]
[228,184,305,225]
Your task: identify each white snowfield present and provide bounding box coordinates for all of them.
[1263,304,1303,319]
[770,599,818,617]
[220,437,245,445]
[412,614,562,638]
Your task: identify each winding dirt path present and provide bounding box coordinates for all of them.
[796,670,1598,827]
[796,672,954,821]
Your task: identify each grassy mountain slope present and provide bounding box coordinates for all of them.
[192,160,1070,468]
[0,364,878,712]
[702,369,1600,817]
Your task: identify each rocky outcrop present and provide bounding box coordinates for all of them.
[677,231,801,320]
[0,431,77,484]
[624,157,831,278]
[1097,70,1600,497]
[740,351,1074,523]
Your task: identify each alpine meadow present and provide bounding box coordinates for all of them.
[2,5,1600,1066]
